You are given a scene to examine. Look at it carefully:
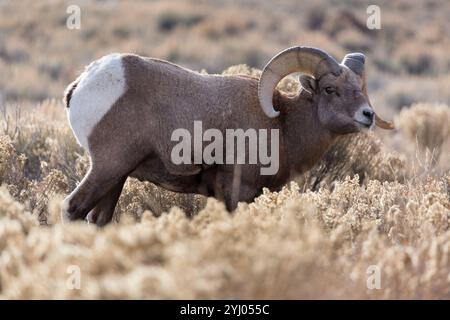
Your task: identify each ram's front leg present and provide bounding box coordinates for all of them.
[222,183,259,212]
[216,166,259,212]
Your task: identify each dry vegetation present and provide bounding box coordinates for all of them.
[0,0,449,299]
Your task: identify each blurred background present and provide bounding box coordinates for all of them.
[0,0,449,112]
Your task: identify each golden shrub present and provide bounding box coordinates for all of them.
[0,176,449,299]
[0,68,449,299]
[398,103,450,150]
[397,103,450,165]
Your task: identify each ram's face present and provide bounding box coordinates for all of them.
[316,67,374,134]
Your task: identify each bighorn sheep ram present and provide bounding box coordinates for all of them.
[62,46,393,226]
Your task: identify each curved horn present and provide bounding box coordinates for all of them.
[258,46,341,118]
[342,52,365,76]
[342,52,395,130]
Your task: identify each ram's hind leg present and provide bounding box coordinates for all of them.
[86,177,127,226]
[62,164,125,222]
[62,145,145,223]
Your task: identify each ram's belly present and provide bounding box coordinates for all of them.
[130,156,203,194]
[68,53,126,150]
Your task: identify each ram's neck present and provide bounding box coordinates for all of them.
[274,89,337,176]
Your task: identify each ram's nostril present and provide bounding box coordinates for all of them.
[363,109,374,119]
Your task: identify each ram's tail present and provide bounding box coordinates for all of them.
[63,79,79,108]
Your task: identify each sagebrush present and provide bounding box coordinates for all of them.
[0,66,449,299]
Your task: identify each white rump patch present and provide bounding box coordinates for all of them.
[68,53,126,150]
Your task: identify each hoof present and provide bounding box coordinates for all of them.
[86,210,98,224]
[86,210,112,227]
[94,213,112,227]
[61,196,87,222]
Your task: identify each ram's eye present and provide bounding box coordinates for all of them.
[325,87,335,94]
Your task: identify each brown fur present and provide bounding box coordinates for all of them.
[63,54,372,225]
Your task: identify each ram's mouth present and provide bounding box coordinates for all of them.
[354,120,372,129]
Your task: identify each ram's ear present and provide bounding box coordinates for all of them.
[299,74,317,94]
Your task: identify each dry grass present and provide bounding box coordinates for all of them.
[0,173,449,299]
[0,0,449,300]
[0,66,449,299]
